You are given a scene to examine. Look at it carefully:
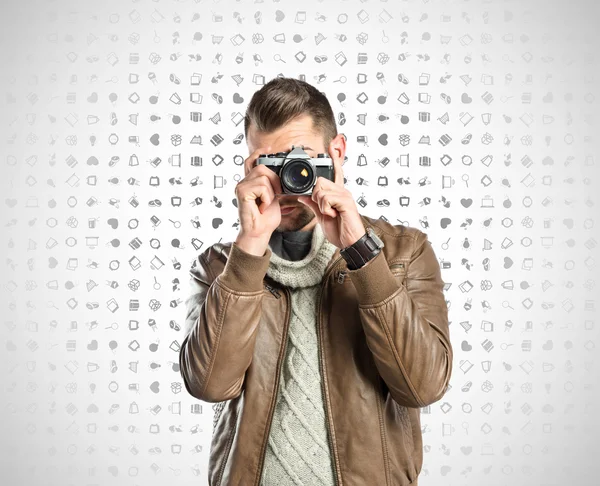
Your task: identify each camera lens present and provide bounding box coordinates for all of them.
[281,159,314,193]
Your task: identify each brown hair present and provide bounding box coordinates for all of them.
[244,77,338,148]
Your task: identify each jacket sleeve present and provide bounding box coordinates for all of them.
[179,242,272,403]
[347,229,453,408]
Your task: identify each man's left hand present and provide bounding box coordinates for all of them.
[297,176,366,249]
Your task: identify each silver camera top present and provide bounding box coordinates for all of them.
[259,145,330,165]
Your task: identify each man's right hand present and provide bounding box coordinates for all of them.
[234,146,283,256]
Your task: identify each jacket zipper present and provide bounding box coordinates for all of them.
[316,255,344,485]
[256,256,344,485]
[264,283,281,298]
[254,283,290,485]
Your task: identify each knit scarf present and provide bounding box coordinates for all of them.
[266,222,338,288]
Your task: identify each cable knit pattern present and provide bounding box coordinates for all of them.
[260,223,338,486]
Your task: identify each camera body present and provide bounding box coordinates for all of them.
[256,145,334,195]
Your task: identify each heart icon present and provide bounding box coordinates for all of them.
[212,217,223,229]
[461,93,472,103]
[460,446,472,455]
[378,133,388,146]
[440,217,452,229]
[107,218,118,229]
[275,10,285,22]
[503,256,513,269]
[87,92,98,103]
[233,93,244,103]
[150,133,160,146]
[460,198,472,208]
[461,340,472,351]
[87,340,98,350]
[5,198,17,208]
[150,381,160,393]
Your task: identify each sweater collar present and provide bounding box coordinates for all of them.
[266,223,337,288]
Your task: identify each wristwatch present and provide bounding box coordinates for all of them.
[340,227,385,270]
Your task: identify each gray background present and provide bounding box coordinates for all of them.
[1,0,599,484]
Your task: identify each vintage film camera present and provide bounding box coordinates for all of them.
[256,145,334,195]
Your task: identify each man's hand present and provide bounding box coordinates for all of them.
[297,173,366,249]
[234,145,283,256]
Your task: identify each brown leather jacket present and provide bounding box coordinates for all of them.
[180,214,453,486]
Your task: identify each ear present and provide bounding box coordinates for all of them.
[328,133,347,186]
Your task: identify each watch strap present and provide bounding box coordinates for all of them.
[340,227,384,270]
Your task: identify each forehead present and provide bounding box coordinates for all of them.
[247,115,323,152]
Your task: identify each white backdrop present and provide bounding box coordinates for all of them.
[1,0,599,484]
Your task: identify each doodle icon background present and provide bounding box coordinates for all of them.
[1,0,599,485]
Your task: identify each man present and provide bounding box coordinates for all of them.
[180,77,452,486]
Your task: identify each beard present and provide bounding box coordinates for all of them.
[275,203,316,232]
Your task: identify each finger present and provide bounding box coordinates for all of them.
[311,188,335,218]
[297,195,322,217]
[333,158,344,186]
[326,140,345,186]
[319,194,338,218]
[239,177,276,213]
[313,188,341,218]
[252,164,283,195]
[314,176,338,194]
[244,146,271,176]
[251,178,277,213]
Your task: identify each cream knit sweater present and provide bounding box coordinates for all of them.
[260,223,338,485]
